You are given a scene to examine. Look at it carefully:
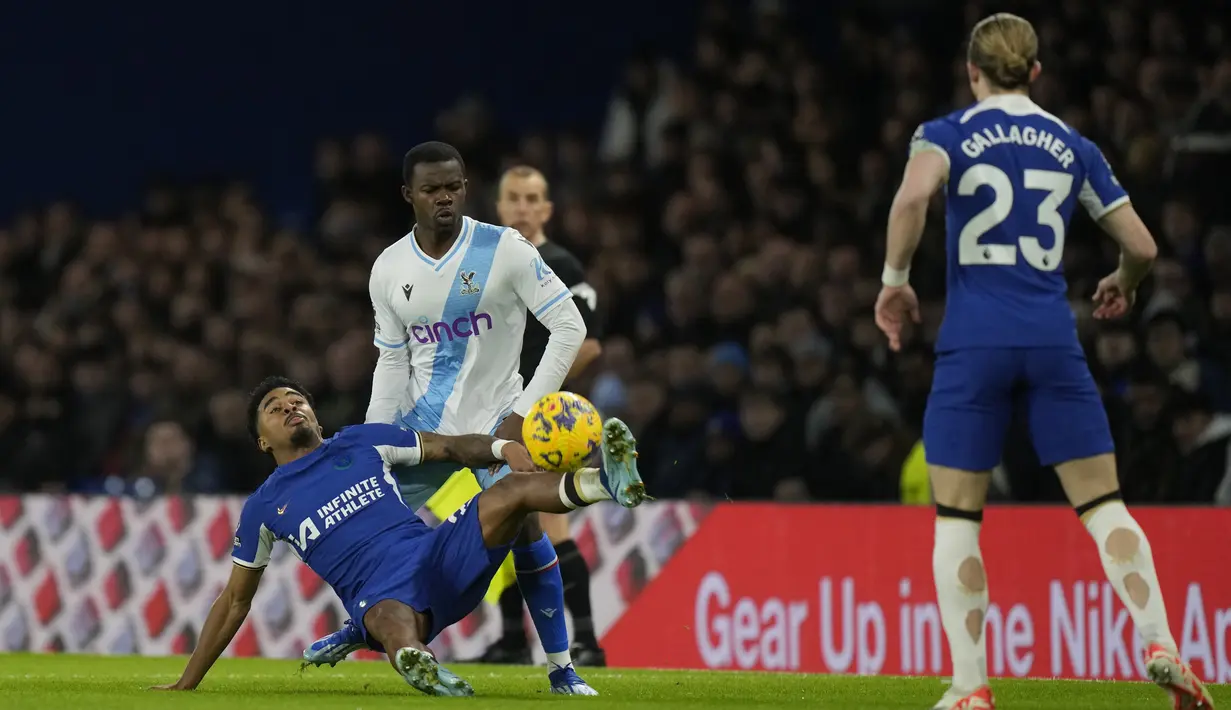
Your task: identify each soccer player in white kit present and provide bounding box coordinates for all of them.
[303,141,597,695]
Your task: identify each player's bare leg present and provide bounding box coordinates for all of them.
[361,600,474,697]
[479,422,648,540]
[929,465,994,710]
[479,466,646,544]
[1056,453,1214,709]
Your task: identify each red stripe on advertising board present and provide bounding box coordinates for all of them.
[600,505,1231,682]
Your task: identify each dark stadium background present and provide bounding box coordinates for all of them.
[1,0,1229,507]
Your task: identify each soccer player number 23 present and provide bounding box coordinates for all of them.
[957,165,1073,271]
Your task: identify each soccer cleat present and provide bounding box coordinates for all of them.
[549,664,599,696]
[932,686,994,710]
[1145,643,1215,709]
[394,646,475,697]
[302,618,368,667]
[598,418,652,508]
[571,641,607,667]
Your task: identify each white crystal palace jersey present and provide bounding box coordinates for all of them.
[369,216,572,435]
[913,94,1129,350]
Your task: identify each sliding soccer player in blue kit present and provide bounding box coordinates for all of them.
[152,377,647,697]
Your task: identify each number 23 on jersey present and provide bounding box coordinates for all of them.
[958,165,1072,271]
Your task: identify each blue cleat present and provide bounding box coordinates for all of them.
[394,646,475,697]
[302,618,367,668]
[549,664,599,696]
[598,418,651,508]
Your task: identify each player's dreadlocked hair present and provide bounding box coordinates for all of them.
[246,375,315,443]
[402,141,466,184]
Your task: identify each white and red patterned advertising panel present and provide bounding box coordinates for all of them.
[3,496,1229,683]
[0,495,707,663]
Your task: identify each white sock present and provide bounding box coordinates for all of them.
[933,517,989,692]
[1083,501,1177,652]
[546,650,573,670]
[558,468,610,510]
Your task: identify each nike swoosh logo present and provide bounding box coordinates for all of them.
[277,504,288,515]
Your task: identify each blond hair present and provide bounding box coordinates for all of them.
[968,13,1038,90]
[499,165,550,199]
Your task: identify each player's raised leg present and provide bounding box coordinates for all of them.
[361,600,474,697]
[477,448,646,546]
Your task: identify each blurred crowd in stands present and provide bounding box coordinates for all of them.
[1,0,1229,505]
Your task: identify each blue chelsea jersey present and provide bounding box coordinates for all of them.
[230,424,430,606]
[912,94,1130,350]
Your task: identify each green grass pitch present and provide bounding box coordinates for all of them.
[0,654,1226,709]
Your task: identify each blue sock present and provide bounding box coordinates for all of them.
[512,533,570,655]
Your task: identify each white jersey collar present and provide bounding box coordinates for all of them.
[960,93,1070,133]
[409,216,474,272]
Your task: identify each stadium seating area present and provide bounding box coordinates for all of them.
[1,0,1229,504]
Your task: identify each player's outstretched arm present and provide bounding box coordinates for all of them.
[152,564,263,690]
[418,431,536,473]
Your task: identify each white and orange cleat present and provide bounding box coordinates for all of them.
[1145,643,1215,709]
[932,686,994,710]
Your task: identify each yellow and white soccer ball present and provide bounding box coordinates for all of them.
[522,392,603,473]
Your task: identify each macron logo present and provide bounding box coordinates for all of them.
[402,284,413,301]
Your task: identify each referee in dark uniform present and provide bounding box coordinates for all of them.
[476,165,606,666]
